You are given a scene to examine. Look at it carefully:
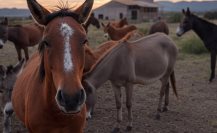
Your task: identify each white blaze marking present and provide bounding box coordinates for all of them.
[0,39,5,46]
[60,23,74,72]
[176,26,183,35]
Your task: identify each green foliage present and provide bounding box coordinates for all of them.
[204,11,217,20]
[138,27,148,35]
[168,12,183,23]
[179,35,208,54]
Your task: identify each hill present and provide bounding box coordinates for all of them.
[0,8,30,17]
[157,1,217,12]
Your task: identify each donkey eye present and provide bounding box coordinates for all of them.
[81,39,88,45]
[42,40,50,48]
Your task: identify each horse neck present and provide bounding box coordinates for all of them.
[7,27,19,42]
[192,15,216,41]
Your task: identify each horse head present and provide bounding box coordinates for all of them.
[176,7,193,37]
[27,0,93,114]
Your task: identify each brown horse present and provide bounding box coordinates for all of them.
[110,17,128,28]
[83,33,178,133]
[149,20,169,35]
[101,22,137,41]
[83,13,100,33]
[11,0,93,132]
[0,18,43,61]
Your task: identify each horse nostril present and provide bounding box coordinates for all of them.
[78,89,86,105]
[57,90,66,106]
[0,45,3,49]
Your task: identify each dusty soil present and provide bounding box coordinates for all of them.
[0,43,217,133]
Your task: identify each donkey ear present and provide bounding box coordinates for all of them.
[3,17,8,25]
[74,0,94,24]
[1,17,8,25]
[27,0,51,25]
[182,9,186,15]
[186,7,191,16]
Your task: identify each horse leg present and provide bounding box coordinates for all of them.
[3,102,13,133]
[125,83,133,131]
[24,47,29,61]
[111,83,122,133]
[162,83,170,112]
[15,46,22,61]
[156,78,169,120]
[209,50,216,82]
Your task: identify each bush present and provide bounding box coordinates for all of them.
[167,12,183,23]
[204,11,217,20]
[179,36,208,54]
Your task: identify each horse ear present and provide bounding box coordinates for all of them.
[74,0,94,24]
[101,22,105,28]
[27,0,51,25]
[186,7,191,16]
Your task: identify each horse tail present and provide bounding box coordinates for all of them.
[170,71,178,99]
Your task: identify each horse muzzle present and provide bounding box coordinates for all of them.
[0,39,5,49]
[56,89,86,114]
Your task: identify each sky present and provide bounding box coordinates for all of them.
[0,0,213,9]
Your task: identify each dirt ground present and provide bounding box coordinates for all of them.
[0,41,217,133]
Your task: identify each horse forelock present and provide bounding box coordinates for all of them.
[45,9,80,25]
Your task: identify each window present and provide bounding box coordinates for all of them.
[98,14,104,19]
[131,10,137,20]
[119,13,123,19]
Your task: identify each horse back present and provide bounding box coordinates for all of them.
[21,23,43,46]
[149,21,169,35]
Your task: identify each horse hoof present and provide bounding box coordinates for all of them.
[162,107,168,112]
[126,126,132,131]
[111,128,120,133]
[155,114,161,120]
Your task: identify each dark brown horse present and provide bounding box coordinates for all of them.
[0,18,43,61]
[101,22,137,41]
[176,8,217,82]
[83,13,100,33]
[11,0,93,132]
[149,20,169,35]
[83,33,178,133]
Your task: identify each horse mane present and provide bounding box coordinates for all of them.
[192,14,217,27]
